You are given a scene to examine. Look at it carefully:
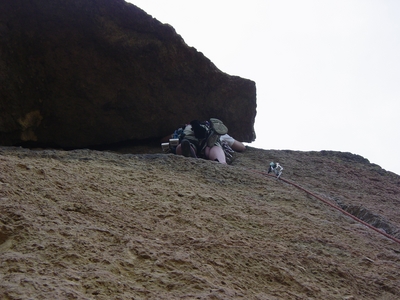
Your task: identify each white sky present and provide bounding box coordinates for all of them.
[129,0,400,175]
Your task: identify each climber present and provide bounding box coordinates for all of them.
[161,118,238,164]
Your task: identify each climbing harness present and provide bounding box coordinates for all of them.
[249,168,400,246]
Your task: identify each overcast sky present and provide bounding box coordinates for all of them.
[129,0,400,175]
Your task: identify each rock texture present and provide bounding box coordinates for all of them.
[0,0,256,148]
[0,145,399,299]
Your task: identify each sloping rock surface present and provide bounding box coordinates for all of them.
[0,145,399,299]
[0,0,256,148]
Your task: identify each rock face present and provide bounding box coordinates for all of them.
[0,0,256,148]
[1,146,399,299]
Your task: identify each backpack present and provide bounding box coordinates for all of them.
[190,118,228,157]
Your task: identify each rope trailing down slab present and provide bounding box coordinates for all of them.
[249,169,400,245]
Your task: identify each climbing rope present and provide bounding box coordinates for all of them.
[249,169,400,245]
